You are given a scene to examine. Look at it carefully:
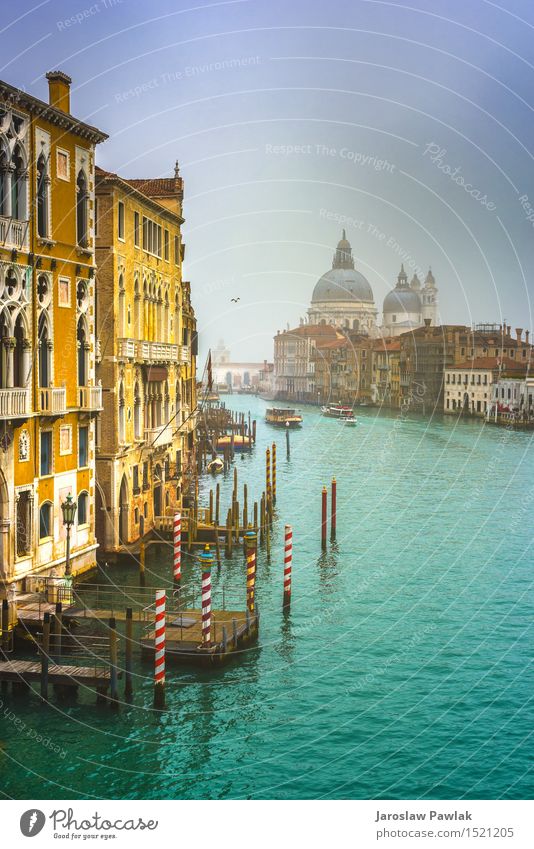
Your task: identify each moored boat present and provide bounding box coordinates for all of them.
[344,416,357,427]
[207,456,224,473]
[265,407,303,428]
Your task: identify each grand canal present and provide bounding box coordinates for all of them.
[1,396,533,800]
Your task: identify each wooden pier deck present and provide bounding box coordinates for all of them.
[140,607,259,667]
[0,659,110,689]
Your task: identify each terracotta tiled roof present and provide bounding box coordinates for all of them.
[275,324,342,339]
[126,178,178,197]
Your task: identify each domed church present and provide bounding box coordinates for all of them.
[382,265,439,336]
[307,232,438,337]
[307,231,378,333]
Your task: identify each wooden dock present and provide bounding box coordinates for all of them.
[140,607,259,667]
[0,659,110,689]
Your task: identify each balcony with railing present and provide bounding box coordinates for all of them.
[137,340,179,363]
[0,216,29,251]
[117,339,136,360]
[79,385,103,411]
[180,345,190,364]
[144,422,173,447]
[0,387,30,419]
[39,386,67,416]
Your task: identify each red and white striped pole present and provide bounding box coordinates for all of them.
[173,512,181,583]
[200,545,214,647]
[283,524,292,608]
[153,589,166,709]
[244,530,257,613]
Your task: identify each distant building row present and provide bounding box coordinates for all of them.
[274,321,532,420]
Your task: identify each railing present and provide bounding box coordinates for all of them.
[136,341,179,362]
[144,422,173,446]
[79,385,103,411]
[117,338,136,359]
[180,345,190,363]
[0,387,30,419]
[0,215,29,250]
[39,386,67,415]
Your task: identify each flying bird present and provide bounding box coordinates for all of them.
[230,297,240,302]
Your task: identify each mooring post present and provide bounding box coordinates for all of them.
[284,524,293,608]
[153,589,166,710]
[252,419,257,443]
[222,625,227,654]
[209,490,214,524]
[215,483,220,526]
[109,616,119,710]
[40,611,50,701]
[1,598,9,656]
[232,617,238,648]
[225,508,232,558]
[286,423,290,459]
[266,447,271,509]
[53,601,63,659]
[245,607,251,637]
[233,466,238,503]
[173,513,181,584]
[331,476,337,541]
[253,501,258,532]
[266,521,271,563]
[125,607,133,699]
[244,529,257,613]
[321,486,328,550]
[139,539,146,587]
[272,442,277,505]
[199,545,214,647]
[260,493,265,544]
[243,483,248,530]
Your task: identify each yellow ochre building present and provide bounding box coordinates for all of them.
[0,71,107,589]
[94,164,197,554]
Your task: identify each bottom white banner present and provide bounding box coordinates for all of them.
[2,799,532,848]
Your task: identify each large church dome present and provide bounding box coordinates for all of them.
[311,231,374,304]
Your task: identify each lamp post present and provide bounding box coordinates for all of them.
[61,493,77,577]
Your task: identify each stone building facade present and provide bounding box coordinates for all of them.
[94,165,197,554]
[0,71,107,588]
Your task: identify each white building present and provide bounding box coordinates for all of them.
[489,375,534,419]
[382,266,439,337]
[305,232,438,337]
[444,360,495,416]
[307,232,378,333]
[444,357,528,416]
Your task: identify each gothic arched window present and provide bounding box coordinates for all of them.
[76,169,88,246]
[37,153,48,237]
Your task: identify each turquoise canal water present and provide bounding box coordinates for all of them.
[1,397,533,800]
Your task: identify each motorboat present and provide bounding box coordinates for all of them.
[321,404,354,419]
[265,407,303,428]
[344,416,357,427]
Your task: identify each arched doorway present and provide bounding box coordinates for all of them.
[119,474,129,545]
[153,463,162,518]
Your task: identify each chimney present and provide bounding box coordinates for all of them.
[516,328,523,341]
[424,318,431,326]
[526,330,530,344]
[507,324,512,336]
[46,71,72,113]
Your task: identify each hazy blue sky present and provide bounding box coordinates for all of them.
[4,0,534,361]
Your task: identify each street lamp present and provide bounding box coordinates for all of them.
[61,493,77,576]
